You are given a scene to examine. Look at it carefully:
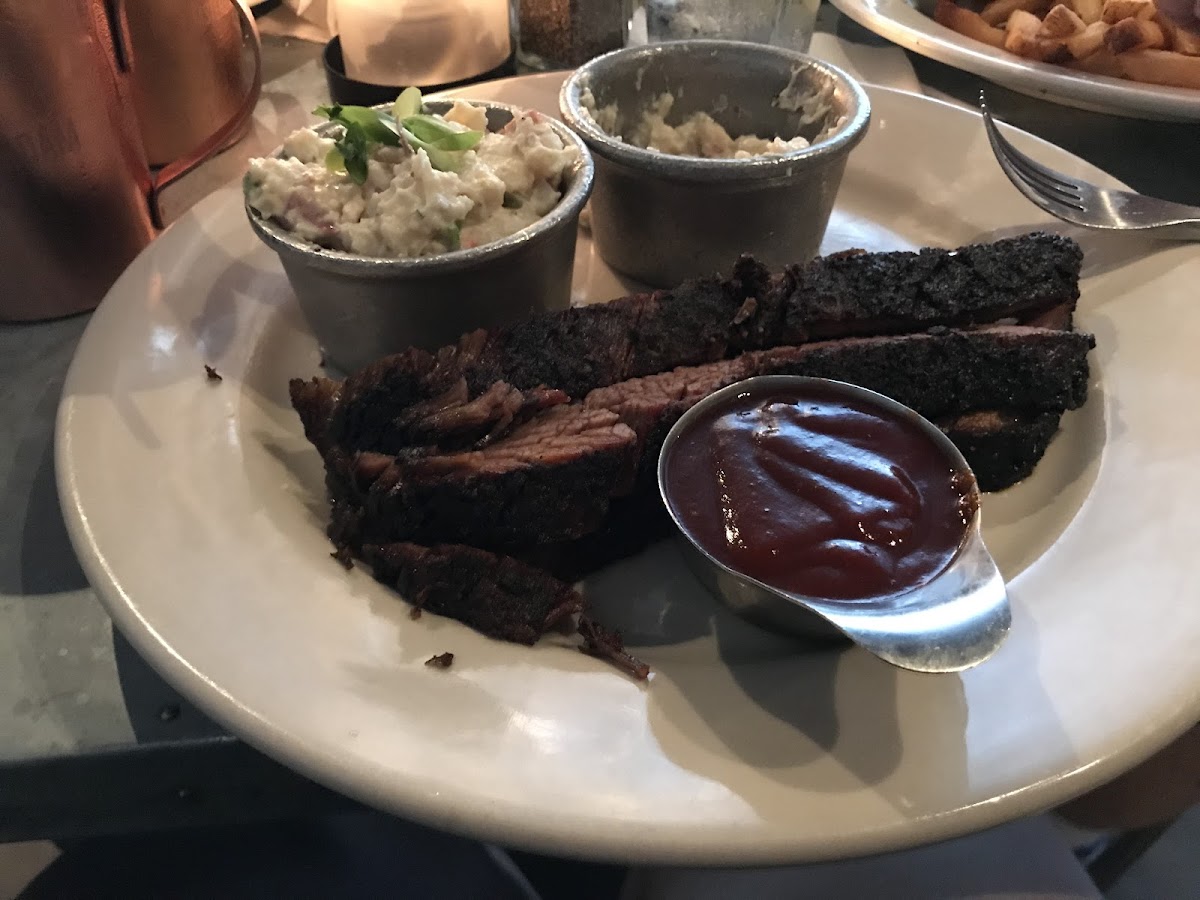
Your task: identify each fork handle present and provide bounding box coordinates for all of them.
[1162,220,1200,241]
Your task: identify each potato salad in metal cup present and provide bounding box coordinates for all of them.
[244,88,582,259]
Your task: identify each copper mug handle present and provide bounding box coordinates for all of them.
[111,0,264,228]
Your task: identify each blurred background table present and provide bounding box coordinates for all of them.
[1,5,1195,893]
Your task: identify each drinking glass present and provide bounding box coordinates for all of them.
[633,0,820,52]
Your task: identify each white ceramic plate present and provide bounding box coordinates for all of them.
[58,73,1200,865]
[831,0,1200,121]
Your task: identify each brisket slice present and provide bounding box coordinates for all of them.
[747,326,1093,419]
[327,405,639,550]
[583,325,1092,483]
[779,231,1082,342]
[331,326,1092,552]
[305,234,1081,455]
[312,258,769,455]
[467,254,775,398]
[360,542,583,645]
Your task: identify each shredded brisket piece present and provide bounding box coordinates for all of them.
[328,406,639,550]
[290,375,341,455]
[303,234,1082,455]
[361,542,584,645]
[584,356,755,484]
[578,615,651,681]
[330,545,354,570]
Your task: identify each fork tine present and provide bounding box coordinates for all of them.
[997,143,1086,207]
[979,100,1088,217]
[980,107,1089,223]
[979,98,1083,198]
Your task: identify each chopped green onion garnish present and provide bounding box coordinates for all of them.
[311,96,484,183]
[392,86,423,120]
[402,114,483,151]
[440,223,462,251]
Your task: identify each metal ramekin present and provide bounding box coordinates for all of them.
[246,100,594,373]
[657,376,996,652]
[559,41,871,287]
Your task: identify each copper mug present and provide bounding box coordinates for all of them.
[0,0,262,322]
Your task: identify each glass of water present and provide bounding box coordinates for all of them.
[633,0,820,52]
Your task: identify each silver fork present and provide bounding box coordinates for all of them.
[979,93,1200,240]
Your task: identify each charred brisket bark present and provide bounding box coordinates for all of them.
[777,232,1083,342]
[300,233,1082,456]
[939,409,1063,492]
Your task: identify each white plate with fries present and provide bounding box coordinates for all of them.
[832,0,1200,121]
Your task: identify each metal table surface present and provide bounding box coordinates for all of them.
[2,15,1196,844]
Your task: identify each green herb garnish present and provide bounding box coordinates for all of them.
[392,86,423,120]
[313,89,483,184]
[439,223,462,251]
[403,114,483,151]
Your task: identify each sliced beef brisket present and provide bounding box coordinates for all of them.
[290,234,1094,651]
[302,234,1082,455]
[327,326,1092,552]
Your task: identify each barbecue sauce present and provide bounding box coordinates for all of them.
[663,383,978,601]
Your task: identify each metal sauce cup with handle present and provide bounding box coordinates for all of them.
[658,375,1011,674]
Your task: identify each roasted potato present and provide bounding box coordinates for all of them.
[1105,17,1166,52]
[1101,0,1156,23]
[1040,4,1087,37]
[1065,20,1111,57]
[979,0,1051,25]
[1068,0,1105,24]
[1006,9,1071,60]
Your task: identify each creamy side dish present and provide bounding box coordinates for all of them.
[581,88,811,160]
[245,101,580,258]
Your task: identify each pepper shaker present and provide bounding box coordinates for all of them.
[518,0,630,68]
